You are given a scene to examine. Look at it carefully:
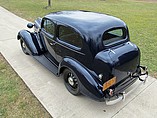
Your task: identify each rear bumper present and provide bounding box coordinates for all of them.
[105,66,148,105]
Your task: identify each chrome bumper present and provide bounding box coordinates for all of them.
[105,66,148,105]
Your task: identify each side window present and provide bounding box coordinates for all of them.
[58,25,82,48]
[43,19,55,36]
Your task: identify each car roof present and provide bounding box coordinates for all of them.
[45,11,127,40]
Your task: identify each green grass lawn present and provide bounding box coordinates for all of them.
[0,0,156,77]
[0,54,51,117]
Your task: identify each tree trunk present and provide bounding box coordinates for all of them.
[48,0,51,7]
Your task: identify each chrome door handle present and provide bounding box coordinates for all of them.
[50,42,56,46]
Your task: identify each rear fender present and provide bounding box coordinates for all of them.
[17,30,43,55]
[59,58,104,101]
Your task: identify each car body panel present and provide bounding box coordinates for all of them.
[45,11,126,41]
[59,57,104,100]
[18,30,40,55]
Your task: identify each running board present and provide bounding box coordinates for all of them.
[33,55,58,75]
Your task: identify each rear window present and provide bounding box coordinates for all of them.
[103,28,126,46]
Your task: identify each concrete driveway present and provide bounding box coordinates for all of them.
[0,7,157,118]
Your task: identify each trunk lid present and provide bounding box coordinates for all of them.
[108,42,140,83]
[109,42,140,72]
[94,41,140,84]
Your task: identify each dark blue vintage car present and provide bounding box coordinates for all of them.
[17,11,148,105]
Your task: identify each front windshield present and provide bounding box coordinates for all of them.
[102,28,126,46]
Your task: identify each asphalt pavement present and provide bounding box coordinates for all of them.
[0,6,157,118]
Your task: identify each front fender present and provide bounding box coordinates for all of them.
[17,30,42,55]
[59,58,104,101]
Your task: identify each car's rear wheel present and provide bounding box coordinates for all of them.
[20,38,29,55]
[63,68,81,96]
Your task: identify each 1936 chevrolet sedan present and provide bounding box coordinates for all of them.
[17,11,148,105]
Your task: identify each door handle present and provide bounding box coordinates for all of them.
[50,42,56,46]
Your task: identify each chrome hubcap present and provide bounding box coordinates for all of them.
[68,76,75,86]
[67,73,78,87]
[22,41,26,49]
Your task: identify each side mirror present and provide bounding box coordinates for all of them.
[27,23,34,28]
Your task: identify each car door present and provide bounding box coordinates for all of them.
[41,18,58,65]
[54,24,86,64]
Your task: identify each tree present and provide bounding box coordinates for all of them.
[48,0,51,7]
[45,0,51,9]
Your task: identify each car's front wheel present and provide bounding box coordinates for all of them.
[20,38,29,55]
[63,68,81,96]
